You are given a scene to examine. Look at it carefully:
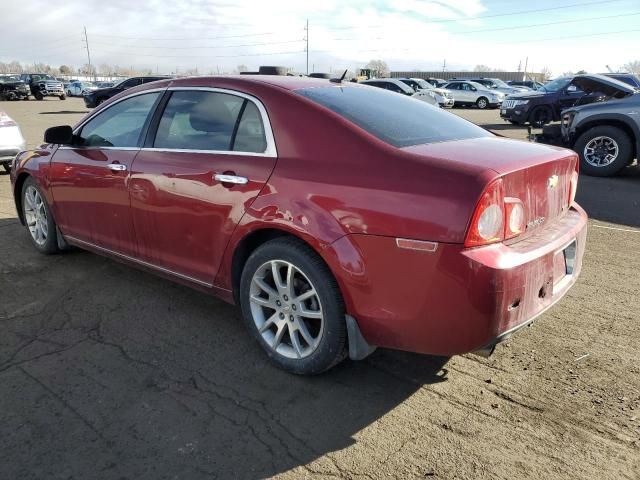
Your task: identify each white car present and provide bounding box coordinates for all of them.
[0,112,26,173]
[360,79,439,106]
[66,81,98,97]
[442,80,505,109]
[407,78,455,107]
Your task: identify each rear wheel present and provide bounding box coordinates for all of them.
[34,91,44,101]
[574,126,633,177]
[21,177,59,254]
[59,94,66,100]
[239,237,347,375]
[2,162,10,173]
[476,97,489,109]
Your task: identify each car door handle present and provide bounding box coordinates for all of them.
[107,163,127,172]
[214,174,248,185]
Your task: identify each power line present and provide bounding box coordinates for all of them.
[87,49,306,59]
[89,31,280,41]
[89,39,304,50]
[324,0,626,31]
[504,27,640,44]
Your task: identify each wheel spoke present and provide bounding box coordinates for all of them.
[296,319,316,347]
[251,294,277,309]
[299,307,322,319]
[271,321,287,349]
[294,288,316,303]
[289,325,303,358]
[259,312,278,333]
[271,261,287,293]
[253,277,277,298]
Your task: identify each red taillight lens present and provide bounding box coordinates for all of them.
[465,179,505,247]
[568,170,578,207]
[504,197,525,239]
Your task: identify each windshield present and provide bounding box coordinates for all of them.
[0,75,20,83]
[413,79,433,89]
[82,82,96,88]
[541,77,571,92]
[489,78,510,88]
[297,85,491,148]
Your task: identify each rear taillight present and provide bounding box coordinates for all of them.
[465,179,526,248]
[465,179,505,247]
[504,197,525,239]
[568,170,578,207]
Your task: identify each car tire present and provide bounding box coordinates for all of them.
[97,97,107,105]
[574,126,633,177]
[239,237,347,375]
[21,177,60,254]
[59,94,66,100]
[528,106,552,127]
[34,92,44,101]
[509,120,522,125]
[2,162,10,173]
[67,90,72,97]
[476,97,489,109]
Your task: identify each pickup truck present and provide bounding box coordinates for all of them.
[19,73,65,100]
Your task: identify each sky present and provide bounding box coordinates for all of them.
[1,0,640,76]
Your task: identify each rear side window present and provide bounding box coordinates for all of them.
[233,101,267,153]
[297,86,490,147]
[154,91,244,151]
[78,92,161,147]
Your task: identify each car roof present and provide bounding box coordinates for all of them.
[150,75,353,92]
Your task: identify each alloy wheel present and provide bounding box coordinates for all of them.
[584,136,619,167]
[249,260,324,359]
[23,185,48,246]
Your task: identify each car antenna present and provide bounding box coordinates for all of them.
[330,69,348,84]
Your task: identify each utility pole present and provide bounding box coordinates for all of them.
[442,59,446,72]
[82,26,93,80]
[305,19,309,75]
[523,56,528,81]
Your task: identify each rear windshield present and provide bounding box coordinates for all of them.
[297,86,491,147]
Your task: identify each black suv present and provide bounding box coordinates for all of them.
[560,88,640,176]
[0,75,30,100]
[500,74,634,126]
[83,76,172,108]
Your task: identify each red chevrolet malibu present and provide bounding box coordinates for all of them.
[10,76,587,374]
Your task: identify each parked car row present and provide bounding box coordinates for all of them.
[0,112,25,172]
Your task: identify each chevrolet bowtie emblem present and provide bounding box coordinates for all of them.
[547,175,559,189]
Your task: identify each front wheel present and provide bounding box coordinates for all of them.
[476,97,489,109]
[21,177,60,254]
[59,94,66,100]
[34,92,44,100]
[574,126,633,177]
[239,238,347,375]
[2,162,10,173]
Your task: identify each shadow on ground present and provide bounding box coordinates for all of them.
[0,218,449,479]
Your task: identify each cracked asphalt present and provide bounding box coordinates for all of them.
[0,98,639,479]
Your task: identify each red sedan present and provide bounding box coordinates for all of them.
[10,76,587,374]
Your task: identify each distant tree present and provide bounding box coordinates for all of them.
[79,64,96,76]
[540,66,552,81]
[0,63,8,74]
[474,64,491,72]
[575,70,587,75]
[97,64,112,76]
[236,64,248,73]
[8,61,23,73]
[59,65,72,75]
[365,59,390,78]
[623,60,640,74]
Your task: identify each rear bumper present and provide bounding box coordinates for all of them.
[327,205,588,356]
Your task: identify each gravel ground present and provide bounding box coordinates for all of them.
[0,98,638,480]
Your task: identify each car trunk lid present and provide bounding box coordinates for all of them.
[403,136,578,239]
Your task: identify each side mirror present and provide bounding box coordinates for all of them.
[44,125,73,145]
[567,85,578,93]
[471,87,477,91]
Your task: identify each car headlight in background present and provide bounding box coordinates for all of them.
[511,100,529,107]
[562,111,576,127]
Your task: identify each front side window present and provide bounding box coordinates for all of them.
[77,92,161,147]
[154,91,244,151]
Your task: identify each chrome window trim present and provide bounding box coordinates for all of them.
[69,86,277,158]
[65,235,213,288]
[158,86,277,158]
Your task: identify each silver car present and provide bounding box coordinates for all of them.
[467,78,531,95]
[0,112,26,173]
[409,78,455,107]
[66,81,98,97]
[360,78,439,106]
[442,80,505,109]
